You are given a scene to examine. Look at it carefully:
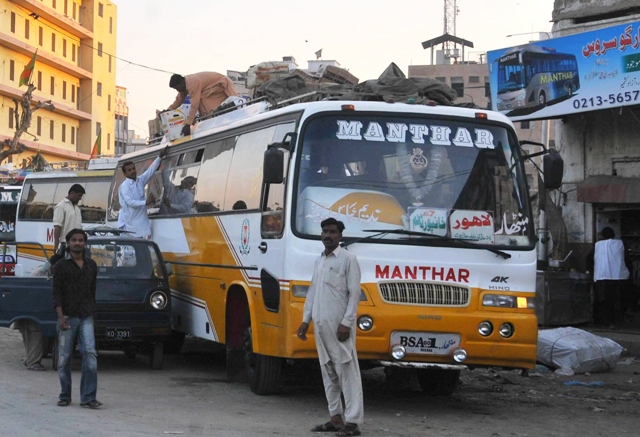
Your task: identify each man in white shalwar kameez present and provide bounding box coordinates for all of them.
[298,218,364,437]
[118,146,168,238]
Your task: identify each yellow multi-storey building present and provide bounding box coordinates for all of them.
[0,0,116,168]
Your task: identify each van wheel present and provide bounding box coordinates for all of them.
[243,315,283,395]
[416,368,460,396]
[149,343,164,370]
[164,330,185,355]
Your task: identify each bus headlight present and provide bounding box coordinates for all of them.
[390,344,406,360]
[292,285,309,297]
[150,291,168,310]
[357,316,373,331]
[499,323,514,338]
[483,294,533,309]
[478,321,493,336]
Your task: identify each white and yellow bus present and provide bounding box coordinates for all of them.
[108,99,555,395]
[15,169,115,272]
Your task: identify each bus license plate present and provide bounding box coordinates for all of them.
[106,327,131,340]
[391,331,460,355]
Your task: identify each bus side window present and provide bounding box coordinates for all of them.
[193,137,236,213]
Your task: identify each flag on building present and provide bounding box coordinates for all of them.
[19,50,38,87]
[315,48,323,60]
[90,130,101,158]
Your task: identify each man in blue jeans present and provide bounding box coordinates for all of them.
[52,228,101,409]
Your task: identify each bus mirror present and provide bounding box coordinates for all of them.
[263,146,284,184]
[543,148,563,190]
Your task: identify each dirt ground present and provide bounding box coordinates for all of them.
[0,328,638,437]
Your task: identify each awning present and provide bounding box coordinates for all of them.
[576,175,640,203]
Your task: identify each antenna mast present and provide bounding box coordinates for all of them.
[443,0,459,62]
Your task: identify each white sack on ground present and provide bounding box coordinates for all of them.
[537,327,624,374]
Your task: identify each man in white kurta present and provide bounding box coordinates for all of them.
[298,218,364,436]
[594,226,630,326]
[118,146,168,238]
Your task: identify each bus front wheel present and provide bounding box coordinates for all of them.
[416,368,460,396]
[538,92,547,107]
[243,315,283,395]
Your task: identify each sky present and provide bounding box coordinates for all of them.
[115,0,556,138]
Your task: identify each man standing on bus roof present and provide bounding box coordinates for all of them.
[297,218,364,436]
[118,146,168,239]
[53,184,85,253]
[167,72,239,136]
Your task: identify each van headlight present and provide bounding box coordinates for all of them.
[150,291,168,309]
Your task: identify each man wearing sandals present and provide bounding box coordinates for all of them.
[297,218,364,436]
[52,229,102,409]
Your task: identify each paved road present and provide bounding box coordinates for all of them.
[1,328,639,437]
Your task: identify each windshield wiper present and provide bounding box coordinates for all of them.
[341,230,395,248]
[351,228,511,259]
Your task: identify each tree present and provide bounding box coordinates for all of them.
[1,83,55,165]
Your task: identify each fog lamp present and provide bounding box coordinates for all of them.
[357,316,373,331]
[452,347,468,363]
[478,321,493,336]
[390,344,406,360]
[499,323,514,338]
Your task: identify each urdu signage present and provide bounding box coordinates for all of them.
[488,21,640,121]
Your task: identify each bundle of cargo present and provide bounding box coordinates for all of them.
[246,61,295,89]
[291,64,358,85]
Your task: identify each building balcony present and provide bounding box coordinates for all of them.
[0,83,92,121]
[0,33,92,80]
[10,0,94,39]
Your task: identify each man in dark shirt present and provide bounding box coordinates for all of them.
[52,228,101,409]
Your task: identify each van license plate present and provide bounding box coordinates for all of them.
[106,327,131,340]
[391,332,460,355]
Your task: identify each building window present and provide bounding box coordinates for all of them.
[520,121,530,129]
[485,76,491,97]
[72,44,76,62]
[52,33,56,52]
[62,124,66,142]
[71,126,75,144]
[73,2,77,20]
[9,60,14,81]
[98,3,104,17]
[108,94,111,111]
[97,82,102,96]
[10,12,15,33]
[98,42,103,57]
[63,39,67,57]
[63,81,67,99]
[109,16,113,33]
[39,27,43,46]
[64,0,68,15]
[53,0,57,8]
[25,19,30,39]
[451,77,464,98]
[37,71,42,90]
[107,133,111,151]
[96,122,102,139]
[50,76,55,95]
[108,55,112,72]
[8,108,14,129]
[37,116,42,136]
[72,84,75,102]
[469,76,480,83]
[50,120,55,139]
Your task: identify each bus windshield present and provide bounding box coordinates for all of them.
[294,114,533,248]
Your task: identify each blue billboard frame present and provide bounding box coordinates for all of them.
[488,21,640,121]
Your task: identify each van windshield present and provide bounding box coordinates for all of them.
[87,242,165,280]
[293,114,533,248]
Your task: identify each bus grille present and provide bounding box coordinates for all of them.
[378,282,470,306]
